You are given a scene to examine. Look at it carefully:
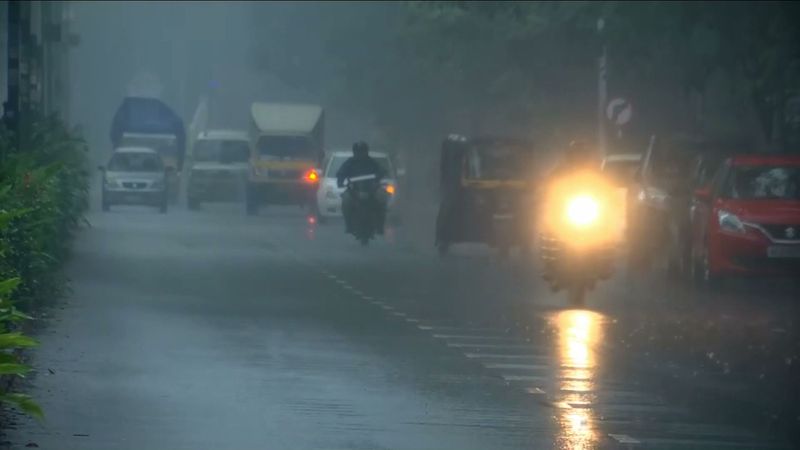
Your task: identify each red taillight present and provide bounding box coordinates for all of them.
[304,169,319,183]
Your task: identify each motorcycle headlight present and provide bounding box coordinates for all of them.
[566,195,600,227]
[718,209,746,234]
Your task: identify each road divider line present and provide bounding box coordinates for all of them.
[501,374,550,382]
[464,353,551,361]
[483,363,550,371]
[525,387,547,396]
[608,434,641,445]
[417,325,500,332]
[391,312,407,318]
[431,334,518,342]
[445,343,536,350]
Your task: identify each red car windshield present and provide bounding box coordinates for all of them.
[724,165,800,200]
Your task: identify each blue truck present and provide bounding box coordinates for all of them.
[110,97,186,201]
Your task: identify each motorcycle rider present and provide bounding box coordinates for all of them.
[538,139,605,289]
[336,141,388,235]
[545,139,600,183]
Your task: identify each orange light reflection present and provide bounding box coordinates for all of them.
[552,309,605,450]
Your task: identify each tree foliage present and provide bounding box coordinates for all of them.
[248,2,800,150]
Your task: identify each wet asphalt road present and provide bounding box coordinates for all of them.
[1,200,798,450]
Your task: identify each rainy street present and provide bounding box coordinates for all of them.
[2,3,800,449]
[1,202,796,450]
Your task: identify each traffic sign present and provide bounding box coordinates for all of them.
[606,98,633,126]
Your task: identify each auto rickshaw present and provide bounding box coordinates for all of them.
[435,134,537,257]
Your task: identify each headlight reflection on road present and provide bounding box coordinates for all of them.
[552,309,605,450]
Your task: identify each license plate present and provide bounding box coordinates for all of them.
[767,245,800,258]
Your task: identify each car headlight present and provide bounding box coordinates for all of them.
[566,195,600,227]
[325,189,339,199]
[718,209,746,234]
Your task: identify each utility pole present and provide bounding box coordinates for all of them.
[597,17,608,158]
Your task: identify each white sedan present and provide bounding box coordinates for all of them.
[315,150,398,223]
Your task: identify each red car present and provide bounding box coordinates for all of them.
[689,154,800,286]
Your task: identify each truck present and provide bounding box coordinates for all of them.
[245,102,325,215]
[110,96,186,203]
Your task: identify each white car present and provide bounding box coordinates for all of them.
[600,152,643,238]
[186,129,251,210]
[600,153,643,185]
[100,146,170,213]
[315,150,398,223]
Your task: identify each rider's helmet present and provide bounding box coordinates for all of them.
[353,141,370,158]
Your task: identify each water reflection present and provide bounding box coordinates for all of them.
[305,215,317,241]
[551,309,605,450]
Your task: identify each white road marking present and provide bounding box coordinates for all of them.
[501,374,550,382]
[416,325,500,333]
[405,318,420,323]
[431,334,518,342]
[483,363,550,371]
[525,387,547,396]
[608,434,641,445]
[445,343,536,350]
[463,353,550,361]
[361,296,374,301]
[381,305,395,311]
[391,311,407,317]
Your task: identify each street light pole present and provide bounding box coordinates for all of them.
[597,17,608,158]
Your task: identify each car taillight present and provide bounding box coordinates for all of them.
[303,169,319,183]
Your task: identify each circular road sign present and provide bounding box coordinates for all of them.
[606,98,633,126]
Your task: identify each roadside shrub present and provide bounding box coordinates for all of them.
[0,112,90,420]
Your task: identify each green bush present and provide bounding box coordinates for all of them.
[0,112,90,420]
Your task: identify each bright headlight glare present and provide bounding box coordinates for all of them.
[566,195,600,227]
[718,209,746,234]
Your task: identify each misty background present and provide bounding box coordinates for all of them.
[68,1,800,192]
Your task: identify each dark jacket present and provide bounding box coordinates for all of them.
[336,155,387,188]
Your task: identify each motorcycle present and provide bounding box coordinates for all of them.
[343,174,386,246]
[537,170,622,306]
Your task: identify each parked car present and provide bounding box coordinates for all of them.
[600,152,643,187]
[186,129,251,210]
[314,150,398,224]
[628,134,709,270]
[663,147,737,278]
[100,146,171,213]
[689,154,800,287]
